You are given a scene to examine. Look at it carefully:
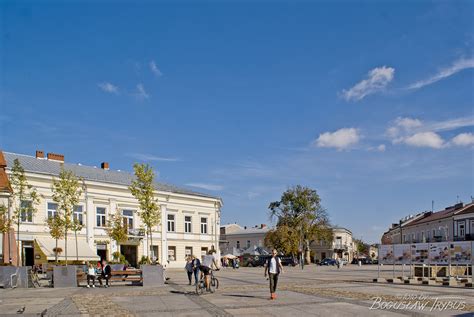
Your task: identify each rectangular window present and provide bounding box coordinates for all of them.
[247,240,251,248]
[47,202,58,219]
[151,245,158,261]
[20,200,33,223]
[96,207,106,227]
[185,246,193,257]
[167,214,175,232]
[201,247,208,259]
[236,241,240,249]
[200,217,208,234]
[168,246,176,261]
[185,216,192,233]
[122,210,134,229]
[73,205,83,225]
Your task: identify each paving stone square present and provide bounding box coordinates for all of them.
[0,265,473,316]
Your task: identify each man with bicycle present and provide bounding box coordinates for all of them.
[200,250,219,291]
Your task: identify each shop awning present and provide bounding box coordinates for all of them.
[36,238,100,261]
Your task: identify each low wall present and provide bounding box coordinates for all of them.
[0,266,29,288]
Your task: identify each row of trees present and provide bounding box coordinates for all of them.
[264,185,334,264]
[0,159,161,266]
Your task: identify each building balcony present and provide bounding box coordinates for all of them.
[454,234,474,241]
[333,243,349,251]
[128,228,145,237]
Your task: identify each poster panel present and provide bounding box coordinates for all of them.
[411,243,429,264]
[393,244,411,264]
[429,242,449,265]
[379,244,394,264]
[450,241,472,265]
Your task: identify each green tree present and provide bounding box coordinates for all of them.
[268,185,333,264]
[354,238,369,256]
[9,159,40,266]
[51,169,82,264]
[264,225,300,255]
[71,217,83,262]
[129,163,161,263]
[0,204,10,234]
[46,215,65,264]
[106,208,128,255]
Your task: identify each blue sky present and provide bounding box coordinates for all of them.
[1,1,473,243]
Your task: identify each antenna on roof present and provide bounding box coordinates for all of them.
[431,200,434,212]
[456,195,459,203]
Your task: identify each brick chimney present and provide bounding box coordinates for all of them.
[35,150,45,159]
[47,152,64,162]
[101,162,109,170]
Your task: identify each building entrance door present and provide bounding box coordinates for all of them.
[121,245,137,267]
[23,242,34,266]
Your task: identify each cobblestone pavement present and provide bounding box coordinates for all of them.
[0,265,472,316]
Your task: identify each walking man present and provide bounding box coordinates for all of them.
[264,249,284,300]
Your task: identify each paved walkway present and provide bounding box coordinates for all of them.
[0,265,472,316]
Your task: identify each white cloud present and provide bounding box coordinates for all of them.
[150,60,162,77]
[98,82,119,94]
[387,116,474,147]
[135,83,149,100]
[408,57,474,90]
[451,133,474,147]
[386,117,423,140]
[377,144,386,152]
[341,66,395,101]
[315,128,361,150]
[127,153,180,162]
[185,183,223,191]
[403,132,445,149]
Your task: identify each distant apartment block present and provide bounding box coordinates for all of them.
[381,202,474,244]
[220,223,270,255]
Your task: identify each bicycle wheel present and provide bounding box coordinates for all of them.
[213,277,219,290]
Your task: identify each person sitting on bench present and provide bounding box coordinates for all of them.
[98,260,111,288]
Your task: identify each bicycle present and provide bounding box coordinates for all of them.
[196,269,219,295]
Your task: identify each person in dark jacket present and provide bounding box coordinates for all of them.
[98,260,111,287]
[192,255,201,285]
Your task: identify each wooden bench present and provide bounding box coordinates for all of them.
[109,269,143,284]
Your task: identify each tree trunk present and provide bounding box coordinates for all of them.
[65,229,68,265]
[75,230,79,262]
[150,226,153,263]
[304,240,311,264]
[55,238,58,264]
[17,222,20,266]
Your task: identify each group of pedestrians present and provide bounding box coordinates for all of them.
[86,260,111,288]
[184,250,219,291]
[184,255,201,285]
[184,248,283,300]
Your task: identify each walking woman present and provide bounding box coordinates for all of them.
[264,249,284,300]
[185,256,194,285]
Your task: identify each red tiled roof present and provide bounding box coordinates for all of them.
[404,205,459,227]
[454,203,474,216]
[0,151,12,193]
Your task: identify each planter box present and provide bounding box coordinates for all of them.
[0,266,29,288]
[141,264,164,287]
[53,265,77,288]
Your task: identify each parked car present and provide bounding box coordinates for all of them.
[280,256,297,266]
[319,258,336,266]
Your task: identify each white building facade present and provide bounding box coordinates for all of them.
[1,151,222,269]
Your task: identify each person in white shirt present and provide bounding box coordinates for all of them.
[86,263,96,288]
[264,249,284,300]
[200,250,219,291]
